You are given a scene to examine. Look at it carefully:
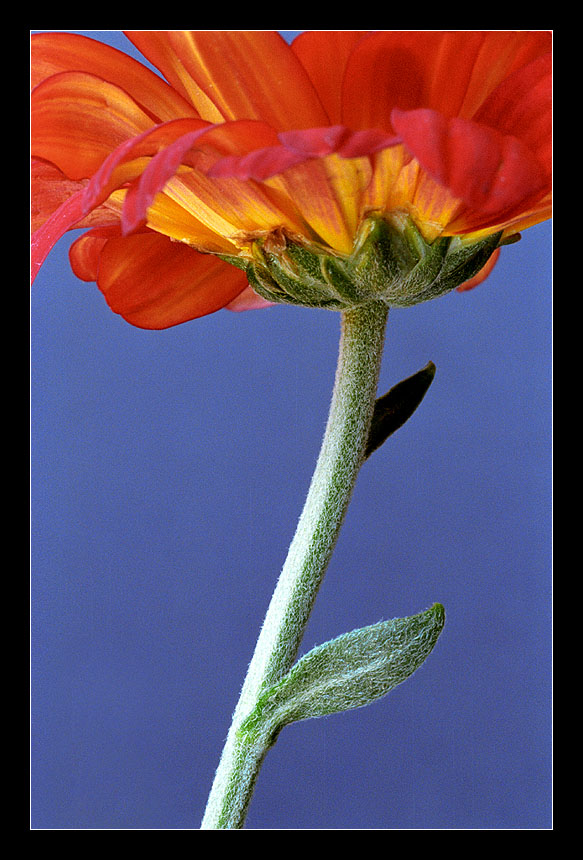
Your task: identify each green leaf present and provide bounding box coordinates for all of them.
[239,603,445,745]
[365,361,436,459]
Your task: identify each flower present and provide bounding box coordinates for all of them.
[31,30,552,329]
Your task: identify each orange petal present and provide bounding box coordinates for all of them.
[93,231,249,328]
[341,31,552,131]
[421,31,551,121]
[126,30,328,130]
[31,71,155,180]
[156,169,308,250]
[455,31,552,120]
[474,52,551,176]
[341,32,466,131]
[119,121,310,248]
[69,226,122,281]
[31,31,196,121]
[265,153,373,254]
[119,120,279,233]
[142,191,242,255]
[447,193,552,238]
[291,31,369,123]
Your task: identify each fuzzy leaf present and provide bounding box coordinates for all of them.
[239,603,445,745]
[365,361,436,459]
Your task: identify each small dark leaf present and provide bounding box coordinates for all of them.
[365,361,436,459]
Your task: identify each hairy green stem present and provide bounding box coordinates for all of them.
[201,301,389,829]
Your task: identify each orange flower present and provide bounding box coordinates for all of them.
[31,30,552,329]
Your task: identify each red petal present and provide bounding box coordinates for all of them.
[341,32,468,130]
[31,161,121,279]
[121,127,215,234]
[31,186,88,283]
[391,107,546,223]
[279,126,398,158]
[206,145,307,181]
[207,125,398,181]
[341,31,552,131]
[455,31,552,119]
[94,232,249,329]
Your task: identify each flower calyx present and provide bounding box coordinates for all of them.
[223,214,504,311]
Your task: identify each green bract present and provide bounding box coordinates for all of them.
[228,214,503,310]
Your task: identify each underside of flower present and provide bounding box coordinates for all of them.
[30,30,552,328]
[229,213,504,310]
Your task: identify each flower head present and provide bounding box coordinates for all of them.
[31,30,552,328]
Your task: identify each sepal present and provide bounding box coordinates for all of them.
[239,214,502,311]
[238,603,445,746]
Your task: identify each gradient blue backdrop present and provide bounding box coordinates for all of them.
[31,31,552,830]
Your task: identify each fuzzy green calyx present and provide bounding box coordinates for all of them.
[238,214,502,310]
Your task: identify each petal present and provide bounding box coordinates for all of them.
[391,108,547,227]
[474,52,552,175]
[341,31,467,130]
[156,168,308,250]
[361,145,418,214]
[120,120,310,248]
[123,30,224,122]
[495,194,552,237]
[224,285,274,312]
[92,231,250,329]
[279,126,399,159]
[69,226,122,281]
[448,193,552,239]
[264,153,373,254]
[291,31,370,123]
[455,31,552,120]
[341,31,552,130]
[140,189,242,255]
[31,186,89,283]
[83,117,210,214]
[206,145,308,182]
[31,31,197,121]
[120,120,278,233]
[202,125,382,253]
[32,159,91,232]
[31,164,124,282]
[125,30,328,130]
[31,70,155,180]
[207,126,398,181]
[456,248,501,292]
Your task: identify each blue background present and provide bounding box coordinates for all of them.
[31,31,552,830]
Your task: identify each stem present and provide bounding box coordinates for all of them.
[201,301,389,829]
